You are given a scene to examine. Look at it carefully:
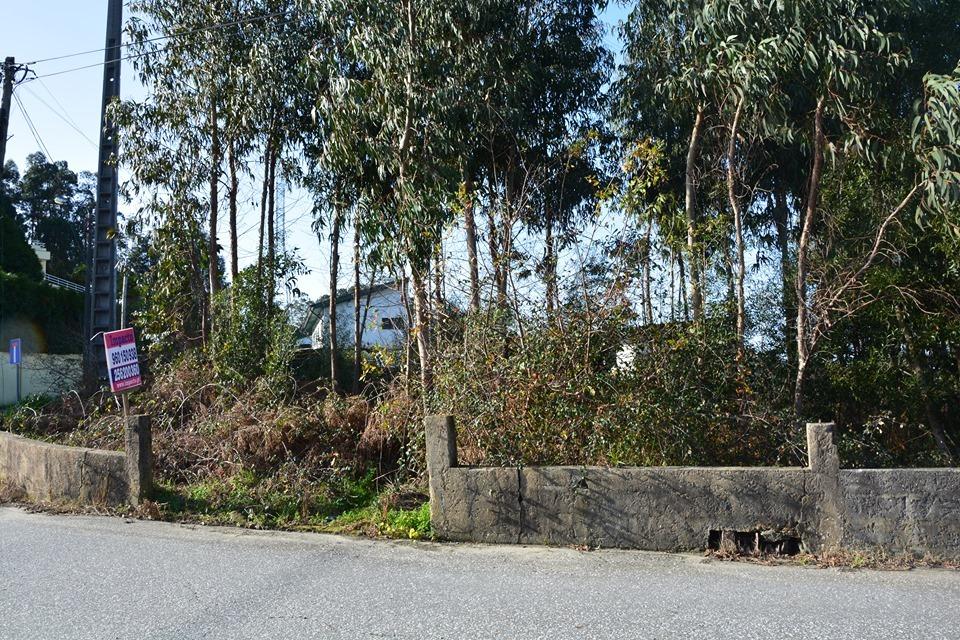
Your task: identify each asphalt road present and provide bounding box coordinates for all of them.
[1,507,959,639]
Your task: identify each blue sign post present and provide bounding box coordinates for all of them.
[9,339,22,402]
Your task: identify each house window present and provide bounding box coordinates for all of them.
[382,316,405,330]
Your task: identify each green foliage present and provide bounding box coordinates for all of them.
[209,265,296,391]
[310,0,469,272]
[322,490,431,539]
[433,309,797,467]
[0,271,84,354]
[151,470,380,529]
[0,200,41,280]
[132,217,212,362]
[44,0,960,475]
[9,153,93,281]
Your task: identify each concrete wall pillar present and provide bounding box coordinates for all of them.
[425,415,457,474]
[425,415,458,529]
[807,422,839,474]
[125,414,152,506]
[805,422,843,552]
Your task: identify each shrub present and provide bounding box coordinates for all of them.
[430,309,798,467]
[209,266,297,392]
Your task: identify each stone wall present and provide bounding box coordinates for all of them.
[0,416,152,507]
[426,416,960,558]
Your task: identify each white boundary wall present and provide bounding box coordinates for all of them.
[0,352,82,406]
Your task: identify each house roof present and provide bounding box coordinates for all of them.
[298,280,402,335]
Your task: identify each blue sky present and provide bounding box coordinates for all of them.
[2,2,630,300]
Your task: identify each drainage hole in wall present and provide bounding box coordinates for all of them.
[708,530,801,557]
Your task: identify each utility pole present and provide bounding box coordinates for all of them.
[87,0,123,382]
[0,57,15,168]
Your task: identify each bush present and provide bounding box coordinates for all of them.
[209,266,296,392]
[430,309,797,467]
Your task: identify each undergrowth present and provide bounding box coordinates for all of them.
[0,354,424,535]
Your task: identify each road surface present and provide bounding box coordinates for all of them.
[1,506,958,639]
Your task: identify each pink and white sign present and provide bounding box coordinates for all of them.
[103,328,142,393]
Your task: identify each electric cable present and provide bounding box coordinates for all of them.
[22,9,298,66]
[37,78,88,135]
[21,85,99,149]
[12,92,54,162]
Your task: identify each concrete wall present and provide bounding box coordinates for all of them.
[840,469,960,557]
[0,431,128,505]
[0,352,82,406]
[0,416,152,507]
[426,416,960,559]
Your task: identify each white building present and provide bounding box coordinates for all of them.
[298,281,408,350]
[31,243,51,275]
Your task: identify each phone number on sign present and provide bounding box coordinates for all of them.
[109,347,138,367]
[111,363,141,381]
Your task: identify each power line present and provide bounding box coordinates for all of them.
[21,84,98,149]
[37,77,86,132]
[12,92,54,161]
[22,48,165,82]
[23,9,298,66]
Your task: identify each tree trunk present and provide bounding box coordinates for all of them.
[256,140,271,304]
[794,97,826,418]
[544,207,557,320]
[726,96,746,354]
[353,219,362,393]
[208,96,221,326]
[189,223,208,344]
[400,272,413,393]
[500,174,514,310]
[773,183,795,366]
[228,137,239,283]
[463,175,480,312]
[411,265,433,401]
[685,107,706,322]
[329,199,342,392]
[669,246,676,322]
[266,146,278,311]
[677,251,689,322]
[487,205,504,309]
[723,236,736,316]
[433,239,444,310]
[643,218,653,324]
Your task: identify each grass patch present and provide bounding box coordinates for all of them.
[139,470,430,542]
[319,500,431,540]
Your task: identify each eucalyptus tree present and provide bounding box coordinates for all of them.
[688,1,795,352]
[243,1,322,310]
[617,0,714,322]
[455,0,610,316]
[119,0,255,335]
[714,0,960,416]
[308,0,480,395]
[521,0,611,319]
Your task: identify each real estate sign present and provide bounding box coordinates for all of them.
[103,328,141,393]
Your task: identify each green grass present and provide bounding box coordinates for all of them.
[143,470,430,539]
[320,501,432,540]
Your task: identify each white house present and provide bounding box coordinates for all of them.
[298,281,408,350]
[31,243,51,275]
